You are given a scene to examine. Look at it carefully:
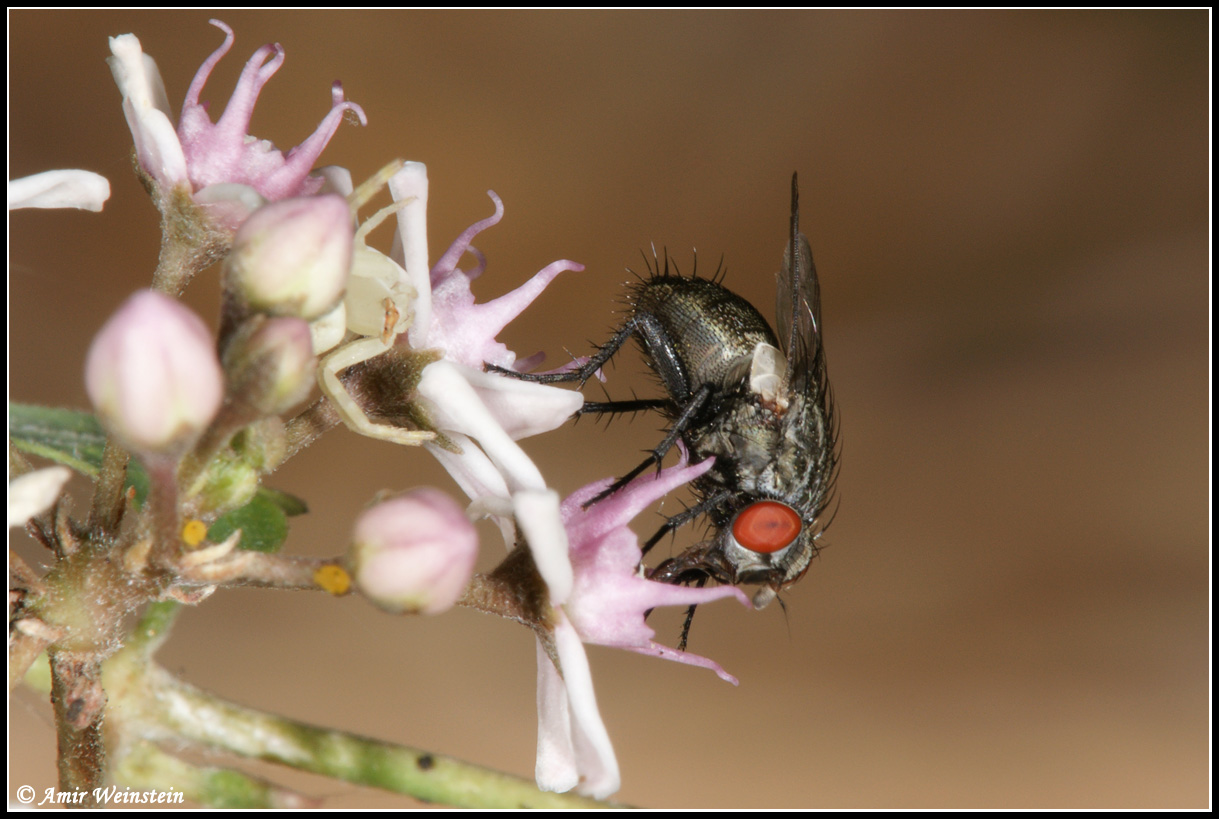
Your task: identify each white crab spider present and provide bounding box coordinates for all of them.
[313,161,436,447]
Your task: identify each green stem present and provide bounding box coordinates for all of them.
[130,664,610,808]
[113,741,317,809]
[148,183,230,298]
[125,601,181,656]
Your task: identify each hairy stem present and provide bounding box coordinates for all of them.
[49,651,108,805]
[88,439,130,537]
[282,398,341,461]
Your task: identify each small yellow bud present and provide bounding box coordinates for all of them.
[181,519,209,548]
[314,565,352,596]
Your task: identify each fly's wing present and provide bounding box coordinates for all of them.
[775,173,826,392]
[776,172,839,534]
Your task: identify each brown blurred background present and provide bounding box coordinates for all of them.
[9,10,1208,808]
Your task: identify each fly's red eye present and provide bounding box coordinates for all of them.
[732,501,802,554]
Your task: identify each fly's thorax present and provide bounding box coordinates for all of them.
[631,276,778,391]
[688,391,781,492]
[773,388,836,523]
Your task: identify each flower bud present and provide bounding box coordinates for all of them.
[349,489,478,615]
[227,194,352,320]
[85,290,224,456]
[222,316,317,416]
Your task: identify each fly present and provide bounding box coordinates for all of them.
[490,173,838,644]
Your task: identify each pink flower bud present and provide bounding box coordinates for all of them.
[222,316,316,415]
[228,194,352,320]
[350,489,478,615]
[85,290,224,456]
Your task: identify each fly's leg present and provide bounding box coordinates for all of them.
[649,547,731,651]
[486,310,691,399]
[580,398,670,417]
[487,309,708,504]
[582,384,712,507]
[641,488,734,556]
[678,590,705,652]
[484,319,640,385]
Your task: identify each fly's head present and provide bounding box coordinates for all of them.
[648,492,819,608]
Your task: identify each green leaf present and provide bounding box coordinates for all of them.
[256,486,309,517]
[9,402,307,553]
[8,402,150,503]
[208,492,289,553]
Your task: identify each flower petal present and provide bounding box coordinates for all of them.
[458,367,583,441]
[514,489,572,605]
[108,33,190,189]
[559,455,751,684]
[389,162,432,348]
[534,620,620,799]
[8,170,111,212]
[415,361,547,492]
[8,467,72,528]
[85,290,224,456]
[534,640,578,794]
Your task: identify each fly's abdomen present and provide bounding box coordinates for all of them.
[630,277,777,392]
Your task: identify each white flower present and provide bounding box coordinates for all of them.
[377,163,627,794]
[8,170,110,212]
[8,467,73,528]
[535,617,619,798]
[342,163,741,799]
[382,162,583,558]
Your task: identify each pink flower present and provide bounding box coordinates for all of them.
[561,456,751,680]
[346,164,743,799]
[381,162,583,540]
[399,169,583,627]
[108,20,365,205]
[371,164,615,795]
[416,189,581,371]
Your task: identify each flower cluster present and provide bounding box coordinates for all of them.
[361,162,753,798]
[11,20,752,804]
